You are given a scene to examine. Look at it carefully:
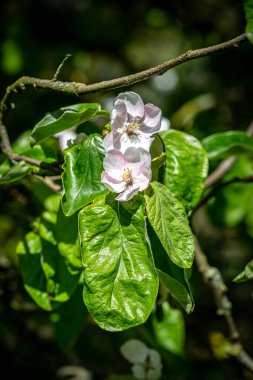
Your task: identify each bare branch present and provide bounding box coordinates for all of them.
[0,33,247,113]
[52,54,72,81]
[195,239,253,372]
[193,175,253,213]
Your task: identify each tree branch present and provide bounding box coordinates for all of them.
[193,175,253,213]
[195,240,253,372]
[0,33,247,113]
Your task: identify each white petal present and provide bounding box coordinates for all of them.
[133,172,151,191]
[140,104,162,134]
[116,185,140,202]
[120,340,149,364]
[111,99,128,131]
[103,150,125,177]
[124,147,151,167]
[101,171,125,193]
[116,92,144,118]
[103,132,113,152]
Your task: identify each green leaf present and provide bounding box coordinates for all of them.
[147,223,194,313]
[152,302,185,355]
[61,134,108,216]
[160,129,208,212]
[30,103,109,145]
[79,196,159,331]
[16,209,81,311]
[244,0,253,44]
[234,260,253,283]
[51,286,87,350]
[145,182,195,269]
[202,131,253,160]
[0,161,31,185]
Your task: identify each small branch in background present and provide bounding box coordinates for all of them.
[13,154,62,173]
[193,175,253,213]
[33,174,62,193]
[0,34,247,114]
[0,119,14,159]
[52,54,72,81]
[204,156,237,189]
[195,239,253,372]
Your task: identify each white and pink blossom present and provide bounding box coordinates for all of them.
[103,92,162,152]
[101,147,151,202]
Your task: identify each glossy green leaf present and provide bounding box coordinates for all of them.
[62,134,108,216]
[30,103,109,145]
[160,129,208,212]
[16,209,81,311]
[0,161,31,184]
[148,223,194,313]
[152,302,185,355]
[202,131,253,161]
[145,182,195,269]
[234,260,253,283]
[79,197,159,331]
[244,0,253,44]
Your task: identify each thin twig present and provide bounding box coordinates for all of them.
[0,34,247,113]
[33,174,62,193]
[52,54,72,81]
[194,175,253,213]
[204,120,253,190]
[204,156,237,189]
[195,240,253,372]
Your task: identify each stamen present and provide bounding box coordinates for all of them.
[126,119,140,136]
[121,168,133,186]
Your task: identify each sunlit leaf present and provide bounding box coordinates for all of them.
[17,209,81,311]
[147,223,194,313]
[234,260,253,282]
[61,134,108,216]
[30,103,109,145]
[0,161,31,185]
[145,182,195,269]
[160,129,208,213]
[152,302,185,355]
[79,196,159,331]
[202,131,253,160]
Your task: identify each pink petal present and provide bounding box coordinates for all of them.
[140,104,162,134]
[111,99,128,131]
[103,150,125,177]
[134,172,151,191]
[115,185,140,202]
[101,171,125,193]
[124,147,151,167]
[103,132,113,152]
[116,92,144,119]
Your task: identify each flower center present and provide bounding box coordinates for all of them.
[126,120,140,136]
[121,168,133,186]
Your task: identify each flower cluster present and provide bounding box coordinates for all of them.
[101,92,162,201]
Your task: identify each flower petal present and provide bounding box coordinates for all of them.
[116,132,152,153]
[116,92,144,119]
[115,185,140,202]
[140,104,162,134]
[103,149,125,177]
[124,147,151,167]
[103,131,113,152]
[101,171,125,193]
[111,99,128,131]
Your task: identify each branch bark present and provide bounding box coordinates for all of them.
[195,240,253,372]
[0,33,247,113]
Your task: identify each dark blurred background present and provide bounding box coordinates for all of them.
[1,0,253,379]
